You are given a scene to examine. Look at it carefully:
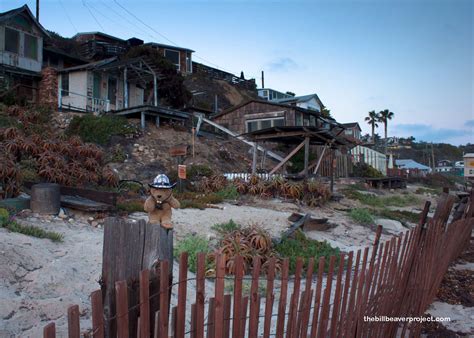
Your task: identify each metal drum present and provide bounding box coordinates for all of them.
[30,183,61,214]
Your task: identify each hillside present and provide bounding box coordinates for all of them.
[389,142,474,166]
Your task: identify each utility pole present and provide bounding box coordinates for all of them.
[261,71,265,88]
[431,143,435,172]
[36,0,40,21]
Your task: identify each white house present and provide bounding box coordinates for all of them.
[58,57,158,113]
[271,93,323,112]
[463,153,474,179]
[351,145,387,175]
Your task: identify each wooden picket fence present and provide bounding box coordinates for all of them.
[42,192,473,338]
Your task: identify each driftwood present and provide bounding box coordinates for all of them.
[61,195,113,212]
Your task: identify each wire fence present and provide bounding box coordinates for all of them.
[42,191,473,338]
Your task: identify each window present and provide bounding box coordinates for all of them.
[345,129,352,135]
[303,114,310,126]
[61,74,69,96]
[246,117,285,132]
[295,112,303,126]
[310,115,316,126]
[24,33,38,60]
[108,77,117,105]
[5,28,19,54]
[164,49,180,70]
[186,54,192,73]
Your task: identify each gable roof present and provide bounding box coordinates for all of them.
[143,42,195,53]
[395,159,431,171]
[72,31,126,43]
[342,122,362,131]
[271,93,323,107]
[0,4,50,37]
[212,99,324,120]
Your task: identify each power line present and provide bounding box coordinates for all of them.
[59,0,78,33]
[82,0,104,31]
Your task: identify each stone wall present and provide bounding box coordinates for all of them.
[38,67,58,109]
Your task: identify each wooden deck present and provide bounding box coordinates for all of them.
[365,176,407,189]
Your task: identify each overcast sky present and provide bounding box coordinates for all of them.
[3,0,472,145]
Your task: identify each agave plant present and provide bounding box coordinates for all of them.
[233,178,248,194]
[283,181,303,199]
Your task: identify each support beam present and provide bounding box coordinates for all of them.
[153,75,158,106]
[141,112,145,130]
[313,144,329,175]
[155,116,160,127]
[269,139,306,175]
[124,67,128,109]
[303,137,310,178]
[252,143,258,174]
[197,115,284,162]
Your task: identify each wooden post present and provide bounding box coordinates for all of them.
[252,143,258,174]
[153,74,158,106]
[269,139,306,175]
[141,112,146,130]
[156,116,160,127]
[101,218,173,337]
[303,137,310,178]
[124,67,128,108]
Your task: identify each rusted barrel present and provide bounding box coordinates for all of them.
[30,183,61,214]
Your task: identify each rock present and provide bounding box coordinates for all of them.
[134,143,139,147]
[87,217,94,222]
[58,209,67,219]
[374,218,405,234]
[91,221,99,227]
[68,218,74,223]
[138,146,145,152]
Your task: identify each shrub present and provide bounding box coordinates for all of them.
[214,185,239,200]
[349,208,374,225]
[0,208,9,226]
[352,162,384,178]
[275,230,341,274]
[116,200,144,213]
[211,219,241,235]
[375,209,420,224]
[2,220,63,242]
[187,164,214,181]
[66,115,137,145]
[105,144,127,163]
[174,235,211,273]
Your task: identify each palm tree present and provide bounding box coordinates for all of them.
[378,109,395,142]
[365,110,379,142]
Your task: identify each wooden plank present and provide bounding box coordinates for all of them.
[60,195,113,211]
[171,306,178,338]
[337,251,353,337]
[263,257,276,338]
[329,253,345,338]
[269,139,306,175]
[154,311,160,338]
[298,258,315,337]
[317,255,336,338]
[160,260,170,338]
[115,280,129,338]
[223,294,232,338]
[67,305,81,338]
[232,256,244,338]
[191,304,197,338]
[102,218,146,337]
[214,254,226,338]
[277,214,310,244]
[276,259,290,338]
[342,250,361,337]
[91,289,104,338]
[176,252,188,338]
[207,298,215,338]
[248,257,262,338]
[196,253,206,338]
[286,257,303,338]
[240,296,249,335]
[43,323,55,338]
[140,269,150,338]
[310,256,326,338]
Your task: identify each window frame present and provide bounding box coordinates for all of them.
[4,27,20,54]
[23,33,38,60]
[246,117,285,132]
[164,49,180,71]
[61,73,69,97]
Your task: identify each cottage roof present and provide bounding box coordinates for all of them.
[395,159,431,170]
[143,42,195,53]
[342,122,362,131]
[212,99,331,120]
[72,31,126,43]
[0,4,50,37]
[271,93,323,107]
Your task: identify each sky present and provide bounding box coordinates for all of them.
[2,0,473,145]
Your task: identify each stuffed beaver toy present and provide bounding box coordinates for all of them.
[144,174,180,229]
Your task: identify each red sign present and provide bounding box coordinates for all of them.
[178,165,187,179]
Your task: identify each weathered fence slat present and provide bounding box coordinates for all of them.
[139,269,150,338]
[248,257,262,338]
[223,294,232,338]
[317,255,336,338]
[115,280,129,338]
[207,298,215,338]
[91,289,104,338]
[159,260,170,338]
[214,254,226,338]
[176,252,188,338]
[263,257,276,338]
[67,305,80,338]
[43,322,56,338]
[232,256,244,338]
[196,253,206,338]
[276,259,289,338]
[286,257,303,338]
[310,256,326,338]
